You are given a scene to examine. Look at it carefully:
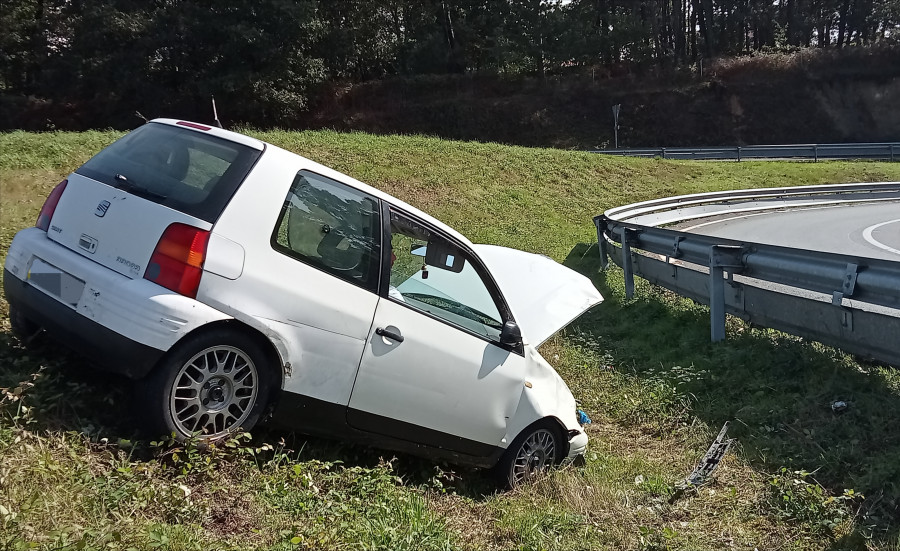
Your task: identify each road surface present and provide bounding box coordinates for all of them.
[678,202,900,261]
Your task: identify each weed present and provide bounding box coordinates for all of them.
[634,474,675,499]
[636,524,680,551]
[767,468,863,535]
[497,502,585,551]
[354,492,453,551]
[3,131,900,550]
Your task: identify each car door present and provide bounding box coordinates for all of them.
[347,207,526,456]
[253,169,383,406]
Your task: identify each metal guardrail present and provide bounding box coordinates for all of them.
[595,182,900,366]
[591,143,900,161]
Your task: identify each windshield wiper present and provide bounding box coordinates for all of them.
[402,292,503,329]
[115,173,167,201]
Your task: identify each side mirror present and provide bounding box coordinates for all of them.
[500,321,522,347]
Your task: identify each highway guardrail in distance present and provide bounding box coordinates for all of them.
[591,143,900,161]
[595,182,900,366]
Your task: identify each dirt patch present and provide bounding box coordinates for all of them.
[204,490,267,542]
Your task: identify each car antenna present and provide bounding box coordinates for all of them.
[211,96,223,128]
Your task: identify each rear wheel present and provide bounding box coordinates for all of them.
[139,329,274,440]
[496,422,563,489]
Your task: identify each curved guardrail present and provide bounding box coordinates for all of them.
[595,182,900,366]
[591,143,900,161]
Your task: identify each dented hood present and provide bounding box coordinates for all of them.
[474,245,603,348]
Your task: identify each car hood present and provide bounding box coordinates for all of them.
[474,244,603,348]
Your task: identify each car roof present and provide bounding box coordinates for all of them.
[152,118,475,250]
[152,118,266,150]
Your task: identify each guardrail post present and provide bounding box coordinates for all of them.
[892,144,896,163]
[814,144,818,162]
[622,228,637,298]
[594,217,610,270]
[599,239,609,270]
[709,245,744,342]
[709,253,726,342]
[737,146,741,162]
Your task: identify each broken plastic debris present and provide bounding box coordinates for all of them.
[831,400,849,414]
[577,409,592,425]
[684,422,734,488]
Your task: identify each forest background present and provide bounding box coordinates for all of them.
[2,0,900,147]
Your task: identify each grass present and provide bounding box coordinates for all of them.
[3,129,900,550]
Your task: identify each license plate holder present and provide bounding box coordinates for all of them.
[27,258,85,308]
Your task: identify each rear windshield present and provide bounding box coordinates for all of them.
[76,122,262,222]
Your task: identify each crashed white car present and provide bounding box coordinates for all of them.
[3,119,602,486]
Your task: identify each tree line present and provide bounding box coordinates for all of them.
[2,0,898,128]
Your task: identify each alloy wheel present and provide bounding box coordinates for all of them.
[511,427,558,485]
[168,345,259,438]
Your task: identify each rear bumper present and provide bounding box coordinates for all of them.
[4,268,164,378]
[3,228,233,378]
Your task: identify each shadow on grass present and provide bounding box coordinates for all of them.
[0,332,138,438]
[0,329,498,499]
[562,243,900,547]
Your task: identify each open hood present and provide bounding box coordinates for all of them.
[474,245,603,348]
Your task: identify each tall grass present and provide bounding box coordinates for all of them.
[3,130,900,550]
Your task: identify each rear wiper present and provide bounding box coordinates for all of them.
[114,173,167,201]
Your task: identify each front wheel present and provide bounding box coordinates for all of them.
[139,329,274,440]
[495,422,563,489]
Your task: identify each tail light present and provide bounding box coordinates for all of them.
[144,223,210,298]
[36,179,68,231]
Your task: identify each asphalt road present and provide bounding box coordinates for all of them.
[678,201,900,261]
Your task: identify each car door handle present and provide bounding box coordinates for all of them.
[375,326,404,343]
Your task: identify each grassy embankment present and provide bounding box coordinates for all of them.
[2,129,900,550]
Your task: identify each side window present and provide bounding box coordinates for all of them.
[387,210,505,341]
[272,171,381,292]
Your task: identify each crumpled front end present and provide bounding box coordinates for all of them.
[504,344,590,463]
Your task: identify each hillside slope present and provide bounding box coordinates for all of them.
[303,47,900,149]
[2,131,900,550]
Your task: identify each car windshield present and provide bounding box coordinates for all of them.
[76,123,262,222]
[389,212,504,340]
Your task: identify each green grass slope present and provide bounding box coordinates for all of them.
[2,130,900,550]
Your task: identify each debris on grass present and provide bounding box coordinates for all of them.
[670,422,734,503]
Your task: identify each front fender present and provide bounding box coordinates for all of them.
[503,344,581,449]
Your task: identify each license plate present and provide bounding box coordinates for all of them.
[27,258,85,308]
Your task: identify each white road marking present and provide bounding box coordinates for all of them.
[679,205,839,232]
[862,218,900,256]
[681,212,770,232]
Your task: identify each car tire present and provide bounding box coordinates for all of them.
[495,421,563,489]
[9,306,41,344]
[138,328,275,441]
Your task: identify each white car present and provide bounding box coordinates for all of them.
[3,119,602,486]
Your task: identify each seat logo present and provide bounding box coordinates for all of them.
[95,200,111,217]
